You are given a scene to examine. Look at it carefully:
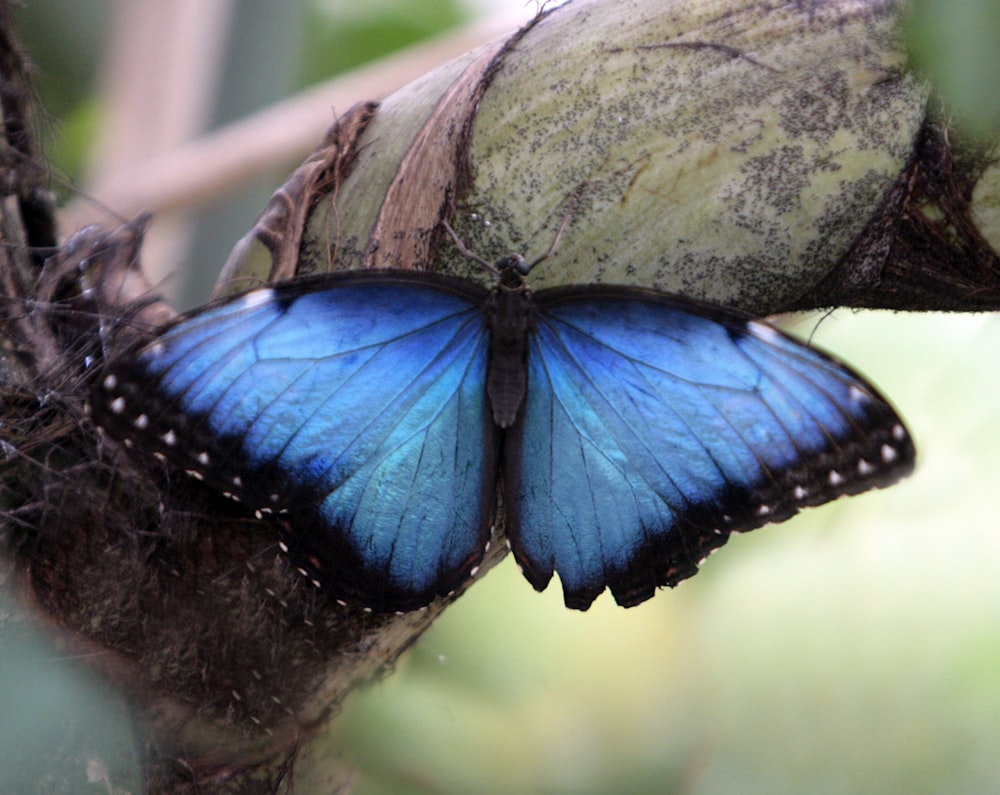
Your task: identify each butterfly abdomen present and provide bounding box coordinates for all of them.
[486,285,535,428]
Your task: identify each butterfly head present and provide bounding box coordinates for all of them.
[495,254,531,290]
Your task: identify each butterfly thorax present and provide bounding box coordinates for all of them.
[486,258,534,428]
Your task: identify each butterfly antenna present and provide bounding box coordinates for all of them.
[441,219,501,277]
[527,206,572,269]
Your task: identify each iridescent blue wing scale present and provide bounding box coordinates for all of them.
[506,287,914,610]
[94,272,497,611]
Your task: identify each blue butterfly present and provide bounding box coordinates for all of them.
[93,258,914,611]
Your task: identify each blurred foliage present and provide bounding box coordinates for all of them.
[16,0,110,194]
[15,0,466,203]
[298,0,466,85]
[906,0,1000,139]
[0,586,140,794]
[4,1,1000,794]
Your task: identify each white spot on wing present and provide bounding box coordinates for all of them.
[748,320,781,344]
[881,444,897,463]
[110,397,125,414]
[236,288,276,311]
[102,374,117,390]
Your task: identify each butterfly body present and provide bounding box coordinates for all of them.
[94,267,914,612]
[485,257,535,428]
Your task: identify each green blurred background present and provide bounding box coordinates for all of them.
[4,1,1000,793]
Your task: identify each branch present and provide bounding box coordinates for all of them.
[2,0,998,792]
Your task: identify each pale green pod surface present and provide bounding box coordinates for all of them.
[223,0,930,314]
[230,0,929,316]
[972,156,1000,255]
[462,0,928,308]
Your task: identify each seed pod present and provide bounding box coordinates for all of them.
[220,0,994,318]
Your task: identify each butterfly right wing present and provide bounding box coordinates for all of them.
[507,287,915,611]
[93,272,497,612]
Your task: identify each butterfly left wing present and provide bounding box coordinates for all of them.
[93,272,497,611]
[506,287,915,610]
